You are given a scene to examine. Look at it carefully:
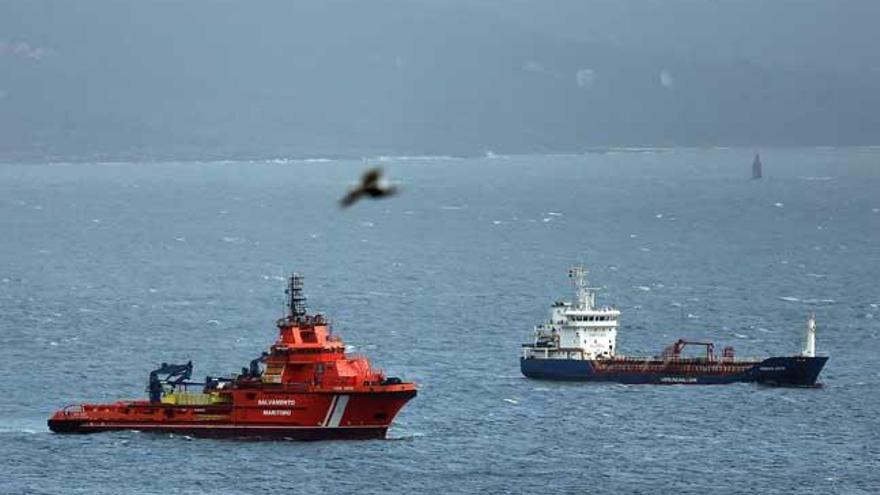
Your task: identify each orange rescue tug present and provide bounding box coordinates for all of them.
[48,274,417,440]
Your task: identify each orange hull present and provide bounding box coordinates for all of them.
[49,388,416,439]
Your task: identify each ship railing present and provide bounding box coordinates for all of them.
[522,347,587,360]
[255,381,313,392]
[60,404,87,417]
[522,347,766,363]
[606,355,766,363]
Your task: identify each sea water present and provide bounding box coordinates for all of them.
[1,148,879,494]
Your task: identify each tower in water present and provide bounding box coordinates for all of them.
[752,153,763,179]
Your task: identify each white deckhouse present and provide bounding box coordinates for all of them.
[523,267,620,361]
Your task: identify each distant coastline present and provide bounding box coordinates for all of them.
[4,144,880,166]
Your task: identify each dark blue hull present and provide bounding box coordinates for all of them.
[521,356,828,386]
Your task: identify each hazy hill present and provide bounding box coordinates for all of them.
[1,1,878,161]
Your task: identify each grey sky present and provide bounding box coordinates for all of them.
[1,1,878,161]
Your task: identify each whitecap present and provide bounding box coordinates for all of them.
[440,205,466,210]
[634,286,651,291]
[547,212,563,217]
[779,296,800,302]
[801,298,826,304]
[503,398,519,405]
[360,221,375,227]
[371,154,455,162]
[385,431,426,441]
[0,427,39,435]
[542,217,552,223]
[734,333,748,339]
[492,220,503,225]
[774,202,784,208]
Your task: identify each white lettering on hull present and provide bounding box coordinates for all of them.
[262,410,292,416]
[257,399,297,406]
[660,377,698,383]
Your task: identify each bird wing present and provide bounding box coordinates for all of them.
[339,188,363,208]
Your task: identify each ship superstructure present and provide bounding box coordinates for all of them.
[49,274,416,439]
[527,267,621,361]
[521,267,827,386]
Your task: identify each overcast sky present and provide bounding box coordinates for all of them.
[2,1,878,160]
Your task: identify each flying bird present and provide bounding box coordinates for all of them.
[339,167,398,208]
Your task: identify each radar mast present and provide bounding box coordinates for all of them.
[285,273,307,322]
[568,266,597,309]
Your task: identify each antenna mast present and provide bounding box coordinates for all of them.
[286,273,307,321]
[569,266,595,309]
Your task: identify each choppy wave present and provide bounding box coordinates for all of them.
[778,296,836,305]
[373,154,459,163]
